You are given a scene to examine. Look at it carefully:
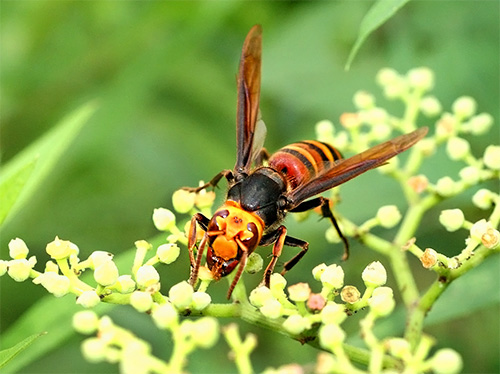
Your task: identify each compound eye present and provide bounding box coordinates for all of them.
[242,222,259,249]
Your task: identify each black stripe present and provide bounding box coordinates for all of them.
[281,148,314,173]
[298,141,330,162]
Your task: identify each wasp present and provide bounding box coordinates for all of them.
[183,25,428,299]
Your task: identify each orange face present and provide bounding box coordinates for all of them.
[205,201,264,279]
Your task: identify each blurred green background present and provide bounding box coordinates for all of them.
[1,1,499,373]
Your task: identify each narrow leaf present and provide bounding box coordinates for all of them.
[0,101,98,227]
[345,0,410,70]
[0,332,46,370]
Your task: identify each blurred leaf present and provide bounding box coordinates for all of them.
[0,157,37,226]
[345,0,410,70]
[0,101,97,227]
[0,332,46,371]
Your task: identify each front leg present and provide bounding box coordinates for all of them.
[182,169,234,193]
[187,213,210,286]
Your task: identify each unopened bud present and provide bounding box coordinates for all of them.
[168,281,193,309]
[420,95,442,117]
[249,286,274,308]
[320,302,347,325]
[192,291,211,310]
[452,96,476,119]
[152,302,178,329]
[483,145,500,170]
[468,113,493,135]
[77,290,101,308]
[408,175,429,194]
[259,297,283,319]
[283,314,310,335]
[33,272,71,297]
[172,189,196,213]
[287,282,311,302]
[245,252,263,274]
[153,208,176,231]
[362,261,387,287]
[435,177,458,197]
[307,293,326,311]
[135,265,160,288]
[94,260,119,286]
[459,166,481,185]
[8,238,29,259]
[46,237,72,260]
[368,286,395,317]
[376,205,402,228]
[191,317,219,349]
[439,209,465,232]
[472,189,494,210]
[430,348,463,374]
[407,67,434,91]
[319,323,346,350]
[7,259,32,282]
[73,310,99,334]
[130,291,153,312]
[353,91,375,109]
[157,243,180,264]
[446,137,470,161]
[320,264,344,290]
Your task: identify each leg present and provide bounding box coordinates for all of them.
[290,196,349,260]
[182,169,234,193]
[187,213,210,286]
[260,226,309,288]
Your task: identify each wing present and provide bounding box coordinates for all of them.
[234,24,264,174]
[287,127,428,207]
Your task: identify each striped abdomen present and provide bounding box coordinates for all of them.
[268,140,343,190]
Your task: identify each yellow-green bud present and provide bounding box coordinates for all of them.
[420,95,442,117]
[340,285,361,304]
[320,302,347,325]
[439,209,465,232]
[168,281,193,309]
[0,260,7,276]
[152,302,178,329]
[435,176,458,197]
[270,273,287,293]
[365,108,388,126]
[472,189,494,210]
[194,187,217,210]
[368,286,395,317]
[459,165,481,185]
[353,91,375,110]
[8,238,29,259]
[315,120,335,144]
[135,265,160,288]
[172,189,196,213]
[385,338,411,359]
[115,275,136,293]
[77,290,101,308]
[7,259,32,282]
[45,261,59,273]
[259,297,283,319]
[407,67,434,91]
[245,252,263,274]
[192,291,211,310]
[430,348,463,374]
[130,291,153,312]
[483,145,500,170]
[287,282,311,302]
[94,260,119,286]
[362,261,387,287]
[89,251,113,269]
[325,226,342,244]
[320,264,344,290]
[81,337,107,363]
[312,263,327,281]
[249,286,274,308]
[452,96,476,119]
[73,310,99,334]
[157,243,180,264]
[376,205,402,228]
[468,113,493,135]
[446,137,470,161]
[283,314,310,335]
[436,114,456,140]
[191,317,219,349]
[33,272,71,297]
[420,248,438,269]
[152,208,176,231]
[46,237,72,260]
[371,123,392,141]
[319,323,346,350]
[376,68,399,87]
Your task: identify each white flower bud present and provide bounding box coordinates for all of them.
[8,238,29,259]
[430,348,463,374]
[420,95,442,117]
[33,272,71,297]
[287,282,311,302]
[81,337,107,363]
[168,281,193,309]
[89,251,113,269]
[446,137,470,161]
[249,286,274,308]
[319,323,346,350]
[320,302,347,325]
[73,310,99,334]
[46,237,72,260]
[376,205,402,228]
[152,302,178,329]
[157,243,180,264]
[94,260,119,286]
[7,259,32,282]
[468,113,493,135]
[192,291,211,311]
[191,317,219,349]
[283,314,310,335]
[362,261,387,287]
[472,189,494,210]
[439,209,465,232]
[483,145,500,170]
[172,189,196,213]
[135,265,160,288]
[407,67,434,91]
[320,264,344,290]
[368,286,395,317]
[77,290,101,308]
[435,177,458,197]
[259,297,282,319]
[452,96,476,119]
[152,208,176,231]
[130,291,153,312]
[459,165,481,185]
[353,91,375,109]
[115,275,136,293]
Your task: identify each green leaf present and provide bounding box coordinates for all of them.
[0,101,98,227]
[0,157,38,226]
[345,0,410,70]
[0,332,46,370]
